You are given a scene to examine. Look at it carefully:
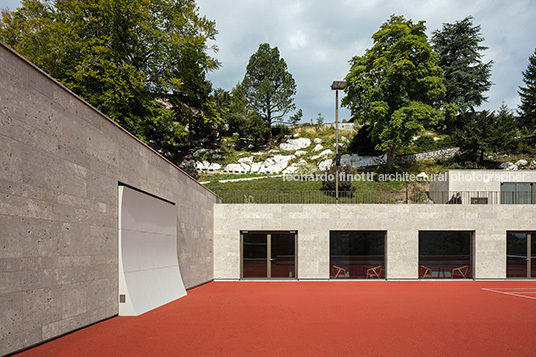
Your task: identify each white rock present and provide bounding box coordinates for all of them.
[314,138,322,143]
[433,137,440,141]
[516,159,528,167]
[294,150,307,157]
[313,144,324,152]
[282,164,299,175]
[280,138,311,151]
[312,149,334,160]
[207,163,221,171]
[268,149,280,153]
[412,136,421,141]
[499,162,515,170]
[416,172,428,180]
[340,153,386,168]
[318,159,333,171]
[293,133,300,138]
[506,164,519,171]
[333,143,345,147]
[238,156,254,166]
[224,163,247,173]
[341,136,348,142]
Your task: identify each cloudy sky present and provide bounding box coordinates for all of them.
[3,0,536,123]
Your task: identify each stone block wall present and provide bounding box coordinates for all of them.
[213,204,536,280]
[0,42,217,355]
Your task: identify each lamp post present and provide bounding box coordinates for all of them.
[331,80,346,204]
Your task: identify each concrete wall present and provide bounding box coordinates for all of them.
[213,204,536,280]
[429,170,536,204]
[0,42,217,355]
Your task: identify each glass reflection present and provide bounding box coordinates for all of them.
[330,231,385,279]
[419,231,472,279]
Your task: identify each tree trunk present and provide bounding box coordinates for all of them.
[385,146,396,174]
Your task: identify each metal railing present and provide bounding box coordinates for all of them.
[216,190,535,204]
[430,191,534,205]
[216,190,429,204]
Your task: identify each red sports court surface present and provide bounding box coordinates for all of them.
[17,281,536,356]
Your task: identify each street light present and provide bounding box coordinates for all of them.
[331,80,346,204]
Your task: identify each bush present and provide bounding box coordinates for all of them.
[320,165,356,196]
[413,136,436,152]
[347,125,383,156]
[271,125,292,144]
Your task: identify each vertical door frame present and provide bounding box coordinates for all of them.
[240,230,298,280]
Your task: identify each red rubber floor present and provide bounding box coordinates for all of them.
[17,281,536,356]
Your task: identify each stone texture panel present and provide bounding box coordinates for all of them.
[214,204,536,280]
[0,43,217,354]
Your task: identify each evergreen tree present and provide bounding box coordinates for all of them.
[432,16,493,118]
[518,48,536,127]
[242,43,297,145]
[226,82,268,149]
[456,105,518,163]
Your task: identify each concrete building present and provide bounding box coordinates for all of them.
[429,169,536,204]
[1,42,218,355]
[1,42,536,355]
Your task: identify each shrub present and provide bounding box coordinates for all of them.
[321,165,356,196]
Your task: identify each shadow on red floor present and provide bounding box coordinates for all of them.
[16,281,536,356]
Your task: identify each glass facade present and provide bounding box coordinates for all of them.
[507,232,536,278]
[419,231,472,279]
[330,231,385,279]
[242,232,296,279]
[501,183,535,204]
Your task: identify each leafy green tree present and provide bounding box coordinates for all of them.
[518,48,536,126]
[456,105,518,163]
[432,16,493,118]
[225,82,268,149]
[343,15,454,173]
[0,0,220,164]
[242,43,297,145]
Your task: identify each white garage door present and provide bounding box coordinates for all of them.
[118,185,186,316]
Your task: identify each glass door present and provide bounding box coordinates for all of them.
[270,233,296,278]
[242,231,296,279]
[507,232,535,278]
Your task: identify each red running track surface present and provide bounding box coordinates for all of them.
[16,281,536,356]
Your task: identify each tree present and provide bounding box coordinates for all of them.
[342,15,454,173]
[225,82,268,149]
[315,113,325,126]
[288,109,303,126]
[432,16,493,118]
[242,43,297,145]
[518,48,536,126]
[0,0,220,164]
[456,105,518,163]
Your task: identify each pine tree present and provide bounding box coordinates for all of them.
[456,105,518,163]
[432,17,493,117]
[242,43,297,145]
[518,48,536,126]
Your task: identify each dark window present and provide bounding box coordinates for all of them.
[330,231,385,279]
[501,183,535,204]
[419,231,472,279]
[507,232,536,278]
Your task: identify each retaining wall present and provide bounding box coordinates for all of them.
[0,42,218,355]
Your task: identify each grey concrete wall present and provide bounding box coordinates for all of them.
[429,170,536,204]
[213,204,536,280]
[0,42,217,355]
